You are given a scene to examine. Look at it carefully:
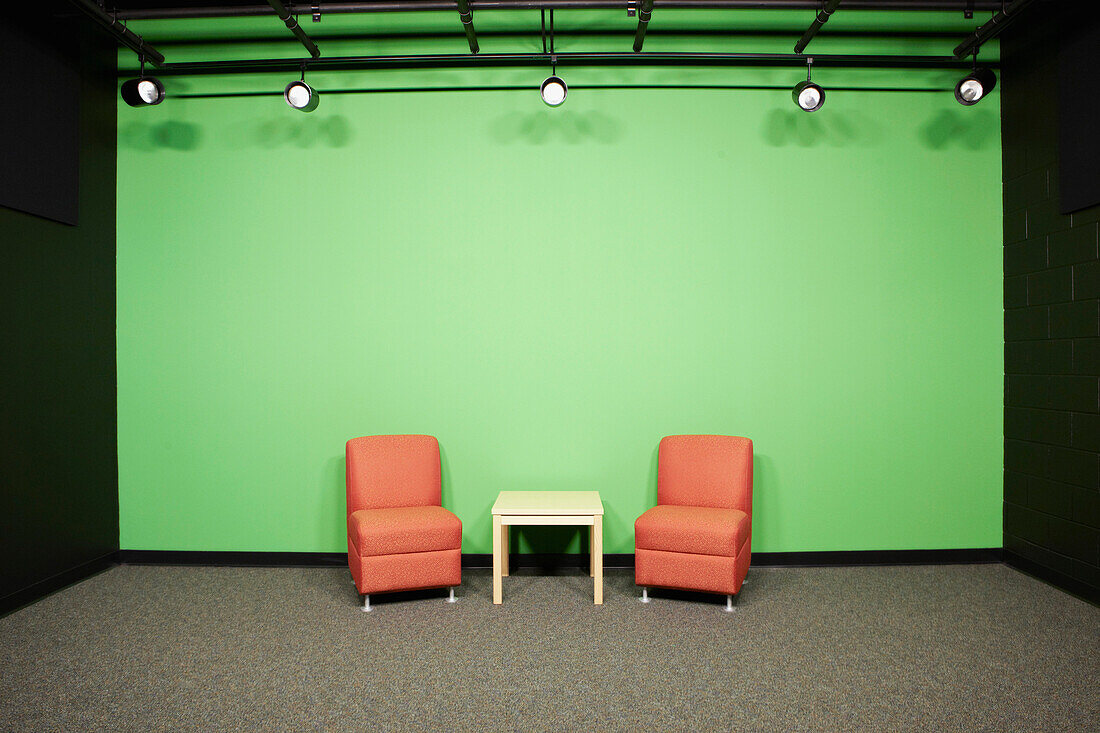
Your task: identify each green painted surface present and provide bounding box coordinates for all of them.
[117,12,1002,554]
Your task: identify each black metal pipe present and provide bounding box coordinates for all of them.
[174,84,959,99]
[456,0,480,53]
[633,0,655,52]
[67,0,166,66]
[266,0,321,57]
[794,0,842,54]
[140,28,968,46]
[953,0,1034,59]
[129,50,988,76]
[115,1,1005,21]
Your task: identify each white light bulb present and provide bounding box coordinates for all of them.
[798,86,821,110]
[137,80,158,104]
[287,83,311,109]
[960,79,983,102]
[542,80,566,107]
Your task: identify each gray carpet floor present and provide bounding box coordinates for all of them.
[1,563,1097,732]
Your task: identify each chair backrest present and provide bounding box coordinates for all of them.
[657,435,753,513]
[346,435,442,513]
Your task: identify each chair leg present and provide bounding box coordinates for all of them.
[640,587,650,604]
[362,594,372,612]
[724,593,738,613]
[446,587,457,604]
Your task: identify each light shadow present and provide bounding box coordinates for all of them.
[119,121,203,151]
[488,109,625,145]
[647,444,659,505]
[918,108,996,150]
[322,454,346,552]
[760,108,875,148]
[253,114,356,148]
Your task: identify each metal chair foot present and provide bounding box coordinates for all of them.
[361,594,372,612]
[446,587,457,604]
[724,593,738,613]
[639,587,650,604]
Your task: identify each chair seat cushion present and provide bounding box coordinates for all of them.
[635,504,749,557]
[348,506,462,557]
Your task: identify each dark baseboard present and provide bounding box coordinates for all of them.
[1003,550,1100,606]
[751,547,1002,567]
[0,552,118,617]
[119,550,347,567]
[118,547,1002,570]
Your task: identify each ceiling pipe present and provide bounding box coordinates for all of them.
[266,0,321,57]
[114,2,1006,21]
[794,0,841,54]
[456,0,480,53]
[633,0,655,52]
[953,0,1035,59]
[127,50,989,76]
[67,0,165,65]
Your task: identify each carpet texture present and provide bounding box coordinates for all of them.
[1,564,1097,731]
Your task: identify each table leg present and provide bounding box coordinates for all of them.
[593,515,603,605]
[493,514,502,604]
[589,525,596,578]
[502,524,510,577]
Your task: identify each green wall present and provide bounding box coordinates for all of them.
[117,12,1002,554]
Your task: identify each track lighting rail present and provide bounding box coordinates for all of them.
[114,1,1006,21]
[952,0,1034,59]
[794,0,842,55]
[68,0,165,65]
[134,50,988,76]
[267,0,322,57]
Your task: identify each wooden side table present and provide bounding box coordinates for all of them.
[490,490,605,605]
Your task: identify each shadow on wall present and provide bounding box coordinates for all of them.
[324,455,346,550]
[439,442,454,511]
[488,110,625,145]
[647,445,659,506]
[254,115,355,149]
[752,452,768,545]
[119,121,203,151]
[918,108,997,150]
[761,106,995,151]
[760,108,877,148]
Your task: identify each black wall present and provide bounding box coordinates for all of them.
[0,10,119,615]
[1001,5,1100,603]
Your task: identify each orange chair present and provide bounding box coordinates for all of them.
[346,435,462,611]
[635,435,753,612]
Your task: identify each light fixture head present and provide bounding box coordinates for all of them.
[284,80,319,112]
[792,79,825,112]
[121,77,165,107]
[954,67,996,106]
[540,75,567,107]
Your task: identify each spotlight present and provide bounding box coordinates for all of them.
[792,79,825,112]
[954,67,996,106]
[540,75,567,107]
[792,56,824,112]
[284,80,319,113]
[121,77,165,107]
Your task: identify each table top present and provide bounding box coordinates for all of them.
[491,490,603,516]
